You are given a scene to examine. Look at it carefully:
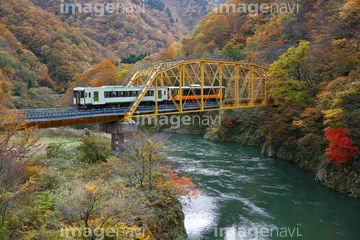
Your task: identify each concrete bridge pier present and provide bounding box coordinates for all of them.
[100,120,137,154]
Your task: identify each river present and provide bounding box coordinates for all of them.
[166,134,360,240]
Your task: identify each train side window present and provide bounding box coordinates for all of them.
[158,90,162,98]
[89,93,91,98]
[94,92,99,101]
[104,92,111,98]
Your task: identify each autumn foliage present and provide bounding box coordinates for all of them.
[169,172,198,197]
[78,59,119,87]
[225,122,235,128]
[324,128,359,167]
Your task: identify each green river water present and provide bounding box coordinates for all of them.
[166,134,360,240]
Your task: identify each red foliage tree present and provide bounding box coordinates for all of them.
[158,46,175,60]
[324,128,359,167]
[225,121,235,128]
[169,172,198,197]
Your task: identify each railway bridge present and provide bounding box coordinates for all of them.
[21,55,277,151]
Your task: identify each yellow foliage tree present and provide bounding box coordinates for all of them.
[0,103,38,226]
[58,178,150,240]
[117,132,168,191]
[80,59,120,87]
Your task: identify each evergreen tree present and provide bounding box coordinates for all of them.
[27,79,33,90]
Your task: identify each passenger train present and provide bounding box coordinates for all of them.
[73,85,226,109]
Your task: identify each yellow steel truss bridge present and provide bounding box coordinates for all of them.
[23,56,278,129]
[122,56,275,121]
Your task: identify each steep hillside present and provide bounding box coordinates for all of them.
[0,0,108,97]
[29,0,213,58]
[164,0,212,32]
[172,0,358,66]
[0,0,212,103]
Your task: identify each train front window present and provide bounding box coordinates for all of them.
[80,91,85,98]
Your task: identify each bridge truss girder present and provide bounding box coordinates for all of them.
[124,60,272,121]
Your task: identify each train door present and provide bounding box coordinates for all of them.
[84,91,91,105]
[89,91,93,105]
[74,91,80,105]
[80,90,85,105]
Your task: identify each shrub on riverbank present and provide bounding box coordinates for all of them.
[3,129,195,239]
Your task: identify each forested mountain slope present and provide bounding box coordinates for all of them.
[0,0,108,97]
[171,0,359,68]
[0,0,212,103]
[29,0,213,58]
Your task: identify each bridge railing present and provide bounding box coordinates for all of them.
[23,102,227,122]
[23,108,129,121]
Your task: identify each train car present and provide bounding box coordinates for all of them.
[167,85,226,102]
[73,86,168,109]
